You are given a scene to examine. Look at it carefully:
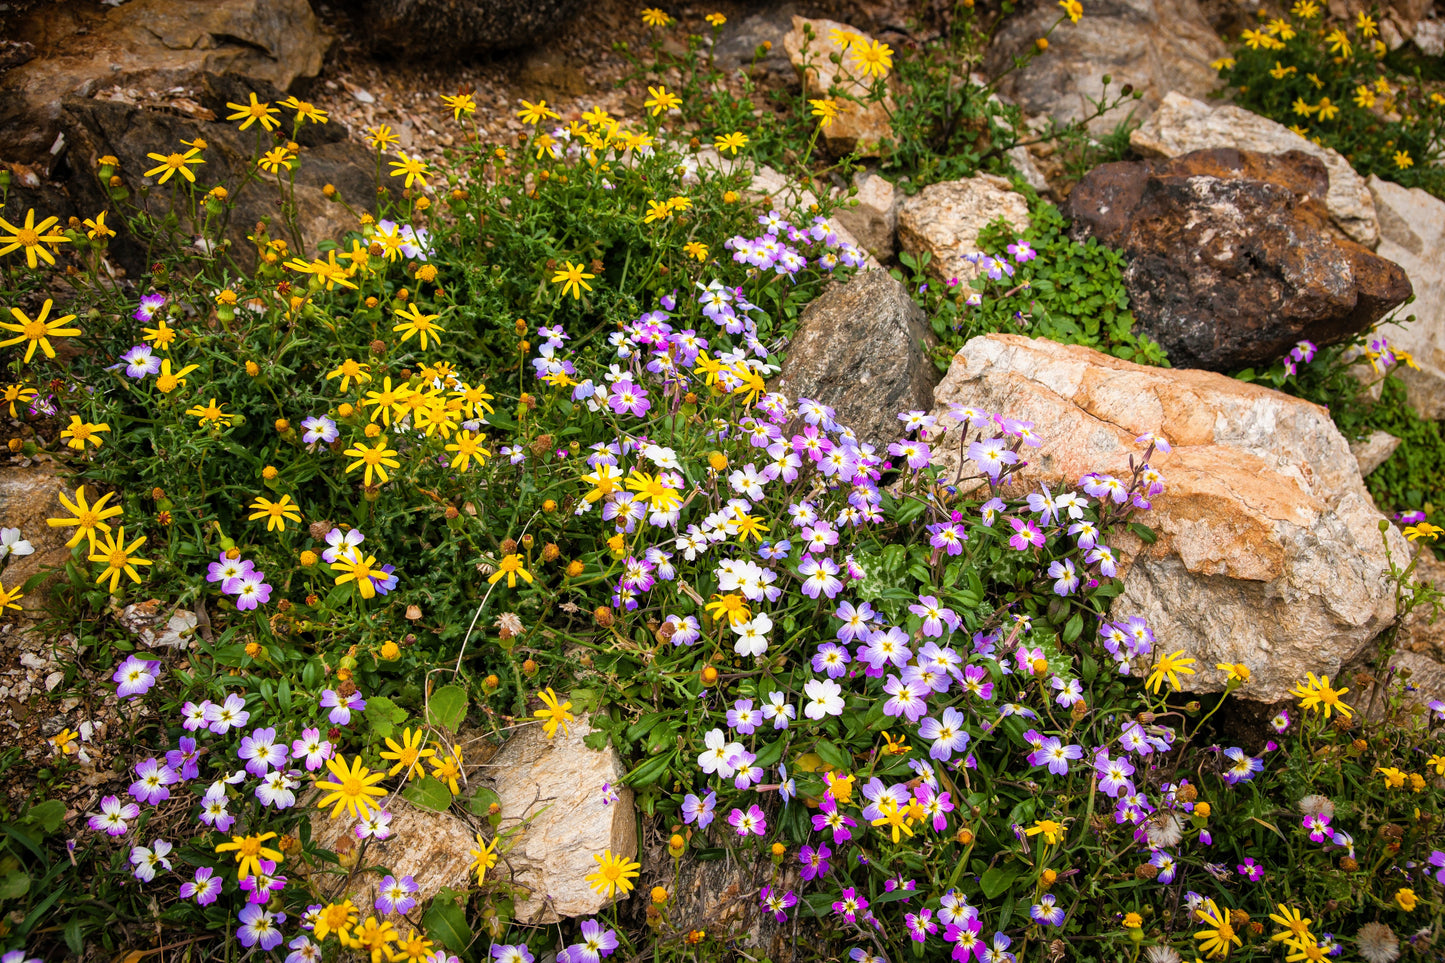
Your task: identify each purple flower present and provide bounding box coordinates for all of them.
[1027,737,1083,776]
[967,438,1017,479]
[112,655,161,699]
[180,866,222,905]
[236,904,285,950]
[120,344,161,379]
[1048,557,1079,595]
[728,803,767,836]
[301,415,338,444]
[832,887,868,923]
[320,688,365,725]
[681,791,715,829]
[204,692,250,734]
[238,727,289,777]
[759,885,797,922]
[918,706,969,762]
[563,919,619,963]
[129,757,179,805]
[233,570,272,610]
[1303,813,1331,844]
[798,554,843,599]
[1237,857,1263,881]
[239,858,287,903]
[1030,893,1065,926]
[89,794,139,835]
[1222,747,1263,784]
[1429,849,1445,885]
[607,379,651,418]
[133,293,167,323]
[165,736,201,781]
[800,843,832,881]
[376,874,420,915]
[1007,239,1037,263]
[812,792,856,842]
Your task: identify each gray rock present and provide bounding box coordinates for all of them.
[931,333,1407,703]
[1131,91,1380,248]
[487,713,635,923]
[0,0,328,166]
[713,4,798,80]
[1348,429,1402,476]
[897,173,1031,282]
[355,0,585,60]
[985,0,1226,136]
[772,269,939,451]
[1367,175,1445,417]
[59,73,376,275]
[831,171,900,259]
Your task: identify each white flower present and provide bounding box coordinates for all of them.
[803,678,845,720]
[0,528,33,559]
[731,613,772,659]
[643,445,681,471]
[697,728,742,778]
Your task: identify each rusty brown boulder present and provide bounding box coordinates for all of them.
[1066,148,1412,371]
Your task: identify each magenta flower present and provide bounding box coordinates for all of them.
[728,803,767,836]
[112,655,161,700]
[180,866,221,905]
[1030,893,1065,926]
[799,843,831,881]
[1237,858,1264,881]
[129,757,179,805]
[236,904,285,950]
[606,379,651,418]
[319,688,365,725]
[1027,737,1083,776]
[1007,517,1045,551]
[832,887,868,924]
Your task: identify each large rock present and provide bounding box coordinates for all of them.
[897,174,1031,282]
[985,0,1225,135]
[486,713,635,923]
[1066,148,1412,370]
[59,73,375,274]
[310,798,478,911]
[1131,92,1380,248]
[0,0,328,167]
[930,333,1408,702]
[782,16,894,157]
[1366,175,1445,417]
[772,269,939,452]
[351,0,585,60]
[1348,429,1402,477]
[0,463,79,612]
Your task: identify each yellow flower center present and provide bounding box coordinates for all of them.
[78,510,97,527]
[108,549,128,567]
[238,837,261,858]
[71,425,92,440]
[1215,921,1235,941]
[156,375,177,392]
[16,228,39,247]
[601,863,622,881]
[23,320,46,340]
[341,774,366,796]
[164,153,185,170]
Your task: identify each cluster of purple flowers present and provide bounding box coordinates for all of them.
[205,548,273,610]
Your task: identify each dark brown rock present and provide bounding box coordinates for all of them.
[59,73,375,275]
[0,0,328,167]
[1066,148,1413,370]
[771,269,940,451]
[349,0,585,60]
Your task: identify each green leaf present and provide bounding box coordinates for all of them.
[25,799,66,834]
[423,897,473,953]
[469,786,501,817]
[1129,522,1158,545]
[583,731,609,751]
[1062,612,1083,644]
[0,869,30,899]
[981,864,1022,899]
[427,685,469,730]
[365,696,403,741]
[403,776,454,813]
[814,740,851,772]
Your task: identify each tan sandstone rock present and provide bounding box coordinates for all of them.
[0,463,78,611]
[898,174,1031,283]
[929,334,1407,702]
[831,172,900,259]
[1367,175,1445,417]
[487,714,635,923]
[1131,92,1379,248]
[310,798,478,911]
[782,17,894,156]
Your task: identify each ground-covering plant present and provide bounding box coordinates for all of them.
[904,199,1170,370]
[0,5,1443,963]
[1217,2,1445,198]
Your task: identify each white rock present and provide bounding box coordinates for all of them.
[930,333,1407,702]
[1348,428,1402,476]
[898,174,1031,281]
[1367,175,1445,417]
[1131,91,1380,248]
[487,714,635,923]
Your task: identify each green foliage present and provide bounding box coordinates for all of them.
[1221,4,1445,198]
[913,197,1169,367]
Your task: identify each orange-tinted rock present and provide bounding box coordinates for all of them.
[930,334,1407,702]
[1067,148,1412,370]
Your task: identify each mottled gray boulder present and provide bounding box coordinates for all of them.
[1367,175,1445,417]
[772,269,939,451]
[985,0,1225,135]
[356,0,585,60]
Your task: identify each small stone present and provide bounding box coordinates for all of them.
[352,87,376,104]
[1348,429,1401,476]
[782,16,894,157]
[831,171,900,259]
[897,174,1031,282]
